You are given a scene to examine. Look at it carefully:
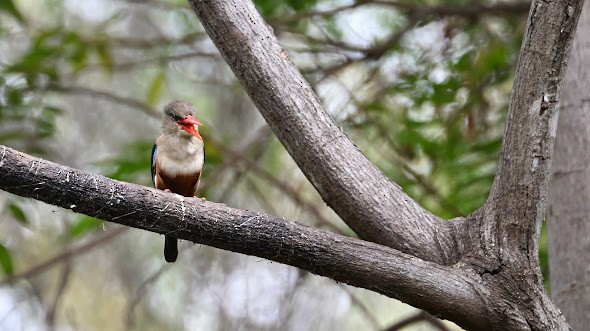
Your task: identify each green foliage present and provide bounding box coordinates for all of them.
[67,216,103,239]
[0,243,14,276]
[0,22,123,155]
[254,0,317,18]
[146,70,167,106]
[98,141,155,185]
[343,17,522,219]
[0,0,24,23]
[3,27,116,86]
[539,220,550,289]
[95,39,114,75]
[0,78,63,155]
[201,133,223,169]
[7,203,28,226]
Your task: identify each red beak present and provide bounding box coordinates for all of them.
[178,115,203,140]
[179,115,202,127]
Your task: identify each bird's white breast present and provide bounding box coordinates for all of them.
[156,134,204,177]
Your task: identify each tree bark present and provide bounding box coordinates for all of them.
[451,1,583,329]
[186,0,456,265]
[0,145,488,330]
[184,1,582,327]
[548,1,590,329]
[0,0,585,329]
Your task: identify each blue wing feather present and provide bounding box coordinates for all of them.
[151,144,157,186]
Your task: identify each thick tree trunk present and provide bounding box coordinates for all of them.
[548,2,590,329]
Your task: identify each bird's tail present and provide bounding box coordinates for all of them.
[164,236,178,262]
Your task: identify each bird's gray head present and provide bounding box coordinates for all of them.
[162,100,203,140]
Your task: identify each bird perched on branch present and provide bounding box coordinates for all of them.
[151,100,205,262]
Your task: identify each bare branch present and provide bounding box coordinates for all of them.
[48,84,160,119]
[270,1,531,25]
[0,227,128,286]
[211,138,344,232]
[387,1,531,18]
[187,0,456,264]
[111,51,220,71]
[46,261,72,331]
[0,145,488,329]
[383,310,450,331]
[126,264,169,327]
[109,31,207,49]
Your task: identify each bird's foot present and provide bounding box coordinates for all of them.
[164,189,171,193]
[197,197,206,201]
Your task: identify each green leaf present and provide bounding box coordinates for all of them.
[71,42,88,73]
[95,41,113,75]
[98,140,153,184]
[68,217,103,239]
[0,243,14,276]
[6,87,23,106]
[8,203,28,226]
[254,0,282,17]
[287,0,317,11]
[539,220,550,289]
[254,0,317,17]
[0,0,25,23]
[146,70,166,106]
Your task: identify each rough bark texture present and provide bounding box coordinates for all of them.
[549,2,590,329]
[185,0,582,328]
[0,145,488,330]
[450,1,583,329]
[0,0,585,330]
[186,0,456,265]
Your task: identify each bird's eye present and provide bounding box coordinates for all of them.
[171,114,183,121]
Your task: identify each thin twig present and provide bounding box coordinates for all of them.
[126,264,170,328]
[48,85,159,119]
[0,227,128,285]
[211,139,343,232]
[383,310,451,331]
[112,51,220,70]
[46,261,72,331]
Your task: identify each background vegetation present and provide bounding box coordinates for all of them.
[0,0,533,330]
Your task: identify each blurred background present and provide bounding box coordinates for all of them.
[0,0,535,330]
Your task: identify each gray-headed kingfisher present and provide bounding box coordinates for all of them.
[151,100,204,262]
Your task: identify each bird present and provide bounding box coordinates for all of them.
[151,100,205,262]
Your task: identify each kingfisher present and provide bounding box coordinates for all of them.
[151,100,205,262]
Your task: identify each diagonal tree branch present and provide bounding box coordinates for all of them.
[448,1,583,329]
[468,0,583,271]
[187,0,456,265]
[488,0,582,259]
[0,145,488,330]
